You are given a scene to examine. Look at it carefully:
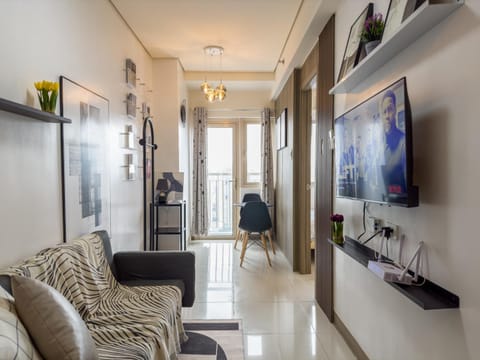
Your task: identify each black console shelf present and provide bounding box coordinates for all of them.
[155,226,181,235]
[329,236,459,310]
[154,201,186,251]
[0,97,71,124]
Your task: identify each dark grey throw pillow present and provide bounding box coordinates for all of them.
[11,276,98,360]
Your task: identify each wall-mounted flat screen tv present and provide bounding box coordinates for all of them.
[334,77,419,207]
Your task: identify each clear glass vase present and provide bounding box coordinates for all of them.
[331,222,344,245]
[365,39,381,55]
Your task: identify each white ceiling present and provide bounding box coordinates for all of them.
[110,0,303,73]
[110,0,338,94]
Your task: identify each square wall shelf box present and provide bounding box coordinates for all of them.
[330,0,464,94]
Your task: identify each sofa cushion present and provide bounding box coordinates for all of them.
[0,307,42,360]
[0,275,12,297]
[120,278,185,295]
[11,275,98,360]
[0,286,14,312]
[93,230,117,279]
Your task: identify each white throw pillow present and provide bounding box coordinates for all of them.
[0,307,43,360]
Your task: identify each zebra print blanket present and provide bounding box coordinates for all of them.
[3,233,186,360]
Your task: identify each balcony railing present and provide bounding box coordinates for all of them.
[208,173,233,234]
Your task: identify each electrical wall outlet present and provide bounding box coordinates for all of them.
[386,221,399,240]
[371,217,383,231]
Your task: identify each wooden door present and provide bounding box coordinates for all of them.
[315,15,335,322]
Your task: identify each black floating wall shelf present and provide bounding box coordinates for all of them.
[0,97,71,124]
[329,236,459,310]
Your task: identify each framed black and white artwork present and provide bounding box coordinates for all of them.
[383,0,424,42]
[126,58,136,88]
[276,108,287,150]
[60,76,110,242]
[125,153,135,181]
[337,3,373,82]
[126,93,137,119]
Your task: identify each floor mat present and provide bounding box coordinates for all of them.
[179,320,244,360]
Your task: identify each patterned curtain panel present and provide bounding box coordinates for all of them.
[192,107,209,236]
[260,108,274,205]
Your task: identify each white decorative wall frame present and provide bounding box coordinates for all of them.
[126,58,136,88]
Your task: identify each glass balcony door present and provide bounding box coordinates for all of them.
[207,124,237,236]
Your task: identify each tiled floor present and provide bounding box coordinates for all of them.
[182,241,356,360]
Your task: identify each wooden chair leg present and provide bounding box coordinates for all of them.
[234,229,240,249]
[267,229,275,255]
[260,233,272,267]
[240,232,248,267]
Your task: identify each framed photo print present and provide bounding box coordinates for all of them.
[60,76,110,242]
[276,108,287,150]
[126,58,136,88]
[403,0,426,21]
[125,153,136,181]
[337,3,373,82]
[126,93,137,118]
[383,0,424,42]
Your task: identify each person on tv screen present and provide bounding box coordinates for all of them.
[338,123,355,197]
[381,89,406,196]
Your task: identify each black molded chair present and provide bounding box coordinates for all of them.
[238,201,274,267]
[234,193,262,249]
[242,193,262,203]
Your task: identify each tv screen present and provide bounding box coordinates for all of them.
[334,77,418,207]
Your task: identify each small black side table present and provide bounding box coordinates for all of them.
[153,200,186,251]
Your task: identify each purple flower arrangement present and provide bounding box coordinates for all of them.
[361,13,385,42]
[330,214,344,223]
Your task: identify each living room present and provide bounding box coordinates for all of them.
[0,1,478,359]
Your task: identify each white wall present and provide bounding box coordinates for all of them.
[150,59,190,246]
[0,0,153,266]
[177,64,191,242]
[333,1,479,359]
[152,59,182,173]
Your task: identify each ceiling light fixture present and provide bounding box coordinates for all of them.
[200,45,227,102]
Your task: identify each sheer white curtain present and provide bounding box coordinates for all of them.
[192,107,209,236]
[260,108,274,205]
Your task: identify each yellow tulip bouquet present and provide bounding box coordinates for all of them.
[34,80,59,113]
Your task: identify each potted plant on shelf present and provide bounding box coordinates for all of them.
[34,80,59,114]
[361,13,385,55]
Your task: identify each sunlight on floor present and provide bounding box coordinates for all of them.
[183,241,355,360]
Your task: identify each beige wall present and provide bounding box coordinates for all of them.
[178,63,190,242]
[0,0,153,265]
[275,75,296,266]
[150,59,190,245]
[333,1,478,359]
[152,59,182,173]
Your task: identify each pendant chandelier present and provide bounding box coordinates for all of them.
[200,45,227,102]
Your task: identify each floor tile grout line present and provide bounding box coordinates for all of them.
[187,241,355,360]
